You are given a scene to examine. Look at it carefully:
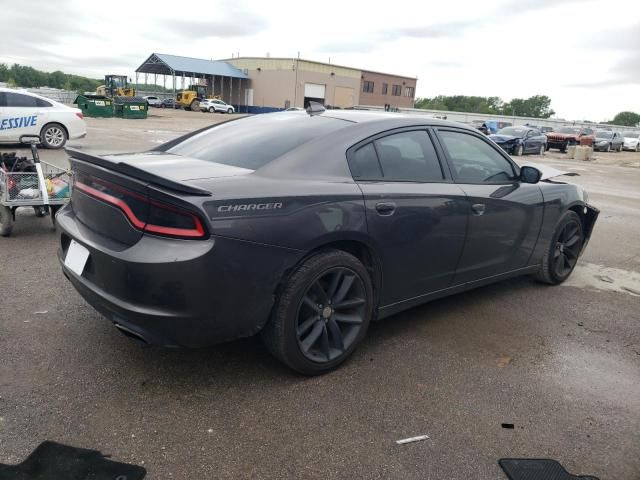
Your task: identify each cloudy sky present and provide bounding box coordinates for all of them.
[1,0,638,121]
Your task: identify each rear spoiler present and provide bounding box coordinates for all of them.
[65,148,212,197]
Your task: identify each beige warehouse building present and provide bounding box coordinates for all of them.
[226,57,417,113]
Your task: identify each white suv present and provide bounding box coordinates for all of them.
[200,99,235,114]
[0,88,86,149]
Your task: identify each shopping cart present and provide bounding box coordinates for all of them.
[0,136,72,237]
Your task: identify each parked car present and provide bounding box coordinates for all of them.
[593,130,624,152]
[489,126,547,156]
[142,96,162,107]
[159,98,180,109]
[58,111,598,374]
[200,99,235,114]
[545,126,594,152]
[0,87,86,149]
[622,131,640,152]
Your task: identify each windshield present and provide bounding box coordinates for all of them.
[167,113,349,170]
[496,127,528,137]
[623,131,639,138]
[557,127,580,134]
[595,131,613,139]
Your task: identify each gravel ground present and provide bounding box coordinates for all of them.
[1,109,639,479]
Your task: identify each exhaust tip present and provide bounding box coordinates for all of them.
[114,323,149,344]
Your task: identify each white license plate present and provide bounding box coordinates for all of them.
[64,240,90,276]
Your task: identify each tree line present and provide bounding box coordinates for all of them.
[414,94,556,118]
[0,63,101,93]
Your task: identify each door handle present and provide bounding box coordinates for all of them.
[375,202,396,216]
[471,203,486,216]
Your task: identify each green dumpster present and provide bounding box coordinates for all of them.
[73,94,113,118]
[113,96,148,119]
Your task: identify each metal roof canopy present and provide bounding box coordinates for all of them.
[136,53,248,79]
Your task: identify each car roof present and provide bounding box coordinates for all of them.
[311,109,477,132]
[0,87,66,106]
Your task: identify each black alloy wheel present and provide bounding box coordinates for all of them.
[261,250,373,375]
[296,267,367,363]
[552,220,582,278]
[535,211,583,284]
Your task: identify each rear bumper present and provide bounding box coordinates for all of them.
[57,205,300,347]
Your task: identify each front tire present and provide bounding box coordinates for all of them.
[208,107,215,113]
[40,123,67,149]
[261,250,373,375]
[535,211,584,285]
[189,100,200,112]
[227,108,233,114]
[514,144,524,156]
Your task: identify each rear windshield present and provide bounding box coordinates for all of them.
[167,113,349,170]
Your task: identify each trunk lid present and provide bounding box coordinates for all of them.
[66,149,242,246]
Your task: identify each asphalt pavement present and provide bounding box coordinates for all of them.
[1,109,639,479]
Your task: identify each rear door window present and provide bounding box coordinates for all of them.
[348,130,444,182]
[374,131,443,182]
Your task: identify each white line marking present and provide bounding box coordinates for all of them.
[396,435,429,445]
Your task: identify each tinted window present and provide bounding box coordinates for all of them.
[351,143,382,178]
[5,92,39,107]
[35,97,52,107]
[439,130,516,184]
[374,131,443,182]
[167,114,348,170]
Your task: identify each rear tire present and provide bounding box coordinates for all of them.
[33,206,47,217]
[535,211,583,285]
[40,123,67,149]
[50,205,61,228]
[617,143,623,152]
[0,206,13,237]
[539,144,545,156]
[261,250,373,375]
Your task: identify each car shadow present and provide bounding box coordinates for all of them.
[104,274,540,388]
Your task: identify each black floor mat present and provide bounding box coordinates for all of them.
[0,441,146,480]
[499,458,599,480]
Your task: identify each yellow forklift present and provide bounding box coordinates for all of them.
[176,84,209,111]
[96,75,136,98]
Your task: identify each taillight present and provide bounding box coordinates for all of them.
[74,174,206,239]
[75,112,84,120]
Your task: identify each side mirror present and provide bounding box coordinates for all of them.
[520,165,542,184]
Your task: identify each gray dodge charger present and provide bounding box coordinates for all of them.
[57,109,598,374]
